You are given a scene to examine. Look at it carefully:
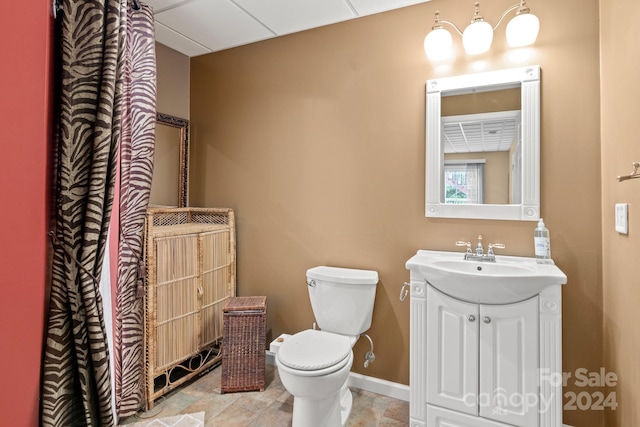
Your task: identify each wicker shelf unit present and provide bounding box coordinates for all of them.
[144,207,236,410]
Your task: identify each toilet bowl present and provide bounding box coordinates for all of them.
[276,329,354,426]
[275,266,378,427]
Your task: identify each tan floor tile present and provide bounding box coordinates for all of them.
[383,399,410,423]
[246,400,293,427]
[120,363,409,426]
[378,418,410,427]
[205,401,259,426]
[181,392,235,419]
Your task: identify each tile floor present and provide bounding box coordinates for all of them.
[119,363,409,427]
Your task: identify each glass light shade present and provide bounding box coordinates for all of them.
[424,28,453,61]
[506,13,540,47]
[462,21,493,55]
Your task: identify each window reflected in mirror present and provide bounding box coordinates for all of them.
[444,160,484,204]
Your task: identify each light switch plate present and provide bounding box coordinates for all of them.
[615,203,628,234]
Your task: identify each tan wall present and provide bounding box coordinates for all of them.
[153,43,190,206]
[600,0,640,426]
[156,42,190,117]
[441,87,521,116]
[189,0,602,424]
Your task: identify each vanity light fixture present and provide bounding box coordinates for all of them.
[424,1,540,61]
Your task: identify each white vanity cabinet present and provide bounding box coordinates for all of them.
[406,250,567,427]
[426,285,538,427]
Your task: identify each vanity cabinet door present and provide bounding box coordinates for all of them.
[427,404,514,427]
[426,286,479,416]
[479,297,539,427]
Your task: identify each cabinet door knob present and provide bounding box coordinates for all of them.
[483,316,491,324]
[468,315,476,322]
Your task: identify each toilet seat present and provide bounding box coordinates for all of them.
[277,329,351,374]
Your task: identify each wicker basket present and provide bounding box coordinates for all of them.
[221,296,267,393]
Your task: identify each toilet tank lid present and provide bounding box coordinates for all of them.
[306,266,379,285]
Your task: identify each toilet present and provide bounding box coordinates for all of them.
[275,266,378,427]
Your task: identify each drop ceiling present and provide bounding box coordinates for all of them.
[443,111,521,154]
[145,0,431,57]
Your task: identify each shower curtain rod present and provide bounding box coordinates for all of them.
[53,0,142,19]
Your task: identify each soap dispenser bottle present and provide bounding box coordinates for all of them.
[534,218,553,264]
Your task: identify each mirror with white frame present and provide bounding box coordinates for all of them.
[425,65,540,221]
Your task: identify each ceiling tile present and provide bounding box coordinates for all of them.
[154,21,211,57]
[234,0,356,35]
[145,0,190,13]
[348,0,430,17]
[155,0,275,53]
[148,0,432,56]
[443,113,520,154]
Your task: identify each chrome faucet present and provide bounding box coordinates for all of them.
[475,234,483,256]
[456,235,505,262]
[455,240,473,259]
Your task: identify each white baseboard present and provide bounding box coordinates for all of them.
[266,351,410,402]
[347,372,410,402]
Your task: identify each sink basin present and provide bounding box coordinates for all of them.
[406,250,567,304]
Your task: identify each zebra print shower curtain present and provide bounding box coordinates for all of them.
[41,1,156,425]
[114,2,156,418]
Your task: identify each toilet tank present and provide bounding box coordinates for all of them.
[306,266,378,336]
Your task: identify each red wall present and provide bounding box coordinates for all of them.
[0,0,53,425]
